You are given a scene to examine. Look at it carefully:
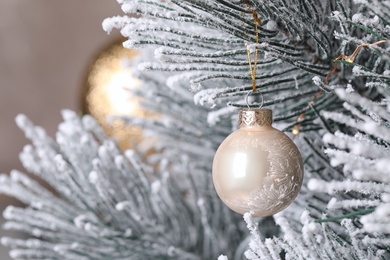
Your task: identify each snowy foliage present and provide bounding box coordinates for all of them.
[1,111,244,259]
[2,0,390,259]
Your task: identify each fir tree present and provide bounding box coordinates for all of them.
[1,0,390,259]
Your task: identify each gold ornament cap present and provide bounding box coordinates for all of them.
[238,108,272,127]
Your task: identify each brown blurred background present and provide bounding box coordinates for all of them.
[0,0,122,258]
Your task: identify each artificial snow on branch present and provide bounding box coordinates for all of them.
[0,111,245,259]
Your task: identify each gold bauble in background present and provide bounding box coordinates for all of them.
[81,38,152,151]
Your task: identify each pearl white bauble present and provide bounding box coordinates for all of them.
[212,109,303,217]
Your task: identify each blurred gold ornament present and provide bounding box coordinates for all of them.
[81,38,151,150]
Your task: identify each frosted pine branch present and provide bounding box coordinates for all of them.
[1,111,244,259]
[103,0,338,130]
[3,0,390,259]
[101,1,390,258]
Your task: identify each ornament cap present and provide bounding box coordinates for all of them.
[238,109,272,128]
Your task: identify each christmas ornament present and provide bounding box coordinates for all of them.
[82,38,156,150]
[212,107,304,216]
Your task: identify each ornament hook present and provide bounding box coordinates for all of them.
[245,89,264,109]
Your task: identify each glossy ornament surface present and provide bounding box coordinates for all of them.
[212,109,303,216]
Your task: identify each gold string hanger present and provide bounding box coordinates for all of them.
[244,0,262,108]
